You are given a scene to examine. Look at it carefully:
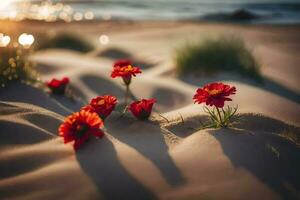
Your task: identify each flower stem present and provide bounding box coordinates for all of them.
[125,84,129,105]
[216,107,223,126]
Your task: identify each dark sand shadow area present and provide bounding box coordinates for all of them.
[105,115,185,187]
[151,87,188,112]
[0,101,62,143]
[0,101,68,178]
[76,137,156,200]
[81,74,124,97]
[0,140,69,180]
[210,127,300,200]
[50,94,84,114]
[178,113,300,199]
[23,113,62,135]
[0,120,53,145]
[0,83,73,116]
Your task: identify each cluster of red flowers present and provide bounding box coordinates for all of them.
[57,59,156,150]
[53,58,238,149]
[58,94,118,150]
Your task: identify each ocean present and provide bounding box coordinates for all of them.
[1,0,300,24]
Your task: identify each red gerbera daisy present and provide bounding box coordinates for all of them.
[193,82,236,108]
[58,110,104,150]
[82,95,118,120]
[129,98,156,120]
[113,59,132,68]
[111,65,141,85]
[47,77,69,95]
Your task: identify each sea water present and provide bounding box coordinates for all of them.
[1,0,300,24]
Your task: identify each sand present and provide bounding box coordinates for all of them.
[0,21,300,200]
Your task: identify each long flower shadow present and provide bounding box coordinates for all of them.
[81,75,124,98]
[76,137,156,200]
[0,83,72,116]
[208,116,300,200]
[105,115,185,187]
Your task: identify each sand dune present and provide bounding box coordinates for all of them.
[1,22,300,199]
[1,100,299,200]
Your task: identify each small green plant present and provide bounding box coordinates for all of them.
[0,47,38,88]
[203,105,238,128]
[193,82,238,129]
[36,33,94,53]
[175,35,261,81]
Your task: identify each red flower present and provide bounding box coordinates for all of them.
[47,77,69,95]
[129,98,156,120]
[193,82,236,108]
[111,65,141,85]
[113,59,132,68]
[58,110,104,150]
[82,95,118,120]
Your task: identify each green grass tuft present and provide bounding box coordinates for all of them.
[0,47,38,88]
[175,36,262,81]
[36,33,94,53]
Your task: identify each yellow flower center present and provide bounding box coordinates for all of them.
[98,99,105,105]
[207,89,221,95]
[124,65,133,72]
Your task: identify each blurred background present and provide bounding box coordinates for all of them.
[1,0,300,23]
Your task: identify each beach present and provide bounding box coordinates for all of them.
[0,20,300,200]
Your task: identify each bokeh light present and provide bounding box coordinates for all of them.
[18,33,35,48]
[0,1,95,23]
[74,12,83,21]
[99,34,110,45]
[0,33,11,47]
[84,11,94,20]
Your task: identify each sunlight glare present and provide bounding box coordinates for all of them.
[0,33,11,47]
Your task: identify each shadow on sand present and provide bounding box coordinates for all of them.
[105,115,185,187]
[165,112,300,198]
[151,87,188,112]
[211,128,300,199]
[76,137,156,200]
[206,114,300,200]
[81,74,124,98]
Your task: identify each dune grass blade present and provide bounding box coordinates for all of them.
[175,35,262,81]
